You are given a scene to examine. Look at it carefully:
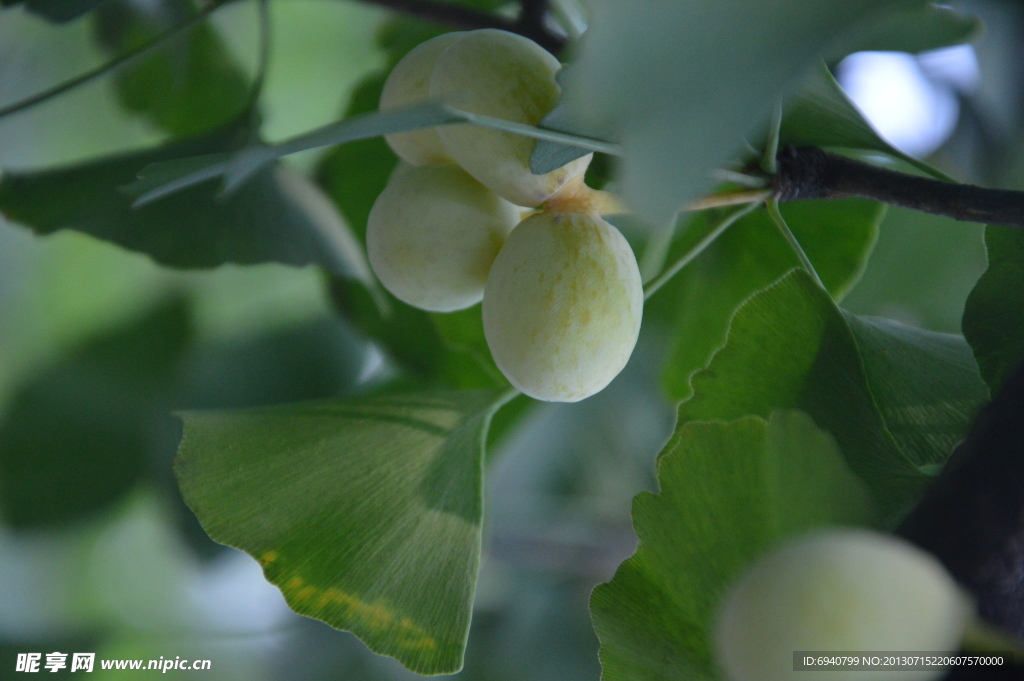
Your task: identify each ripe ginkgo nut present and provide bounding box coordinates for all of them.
[714,529,972,681]
[430,29,592,207]
[367,164,520,312]
[483,211,643,401]
[380,32,463,165]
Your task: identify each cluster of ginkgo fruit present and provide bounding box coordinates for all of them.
[369,30,977,681]
[367,28,643,403]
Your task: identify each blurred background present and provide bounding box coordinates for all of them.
[0,0,1017,678]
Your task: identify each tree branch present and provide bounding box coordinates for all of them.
[0,0,234,121]
[353,0,566,54]
[774,146,1024,229]
[897,360,1024,640]
[516,0,549,36]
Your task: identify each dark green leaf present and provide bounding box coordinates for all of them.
[328,279,505,391]
[558,0,922,224]
[177,319,367,410]
[679,270,989,516]
[121,151,230,204]
[175,388,506,674]
[842,313,991,466]
[841,206,987,334]
[780,64,954,181]
[4,0,106,23]
[963,226,1024,393]
[375,1,505,67]
[430,305,506,387]
[837,4,981,55]
[317,73,398,244]
[130,103,465,204]
[0,298,191,528]
[275,103,468,162]
[530,68,596,175]
[593,411,876,681]
[539,59,954,198]
[92,0,250,137]
[652,199,883,400]
[583,151,616,191]
[376,17,451,68]
[483,391,534,454]
[529,135,593,176]
[166,317,368,559]
[0,136,371,280]
[329,279,446,379]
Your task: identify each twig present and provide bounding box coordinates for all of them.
[684,189,771,212]
[710,168,767,188]
[774,146,1024,229]
[352,0,566,53]
[643,202,760,300]
[0,0,233,121]
[766,196,825,290]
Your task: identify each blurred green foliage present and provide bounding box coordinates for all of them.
[0,3,636,678]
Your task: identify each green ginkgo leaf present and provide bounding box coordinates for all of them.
[963,226,1024,393]
[681,270,988,516]
[175,388,508,675]
[593,411,876,681]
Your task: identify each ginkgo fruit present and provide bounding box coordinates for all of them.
[379,32,463,165]
[714,529,972,681]
[430,29,592,207]
[367,163,520,312]
[482,211,643,401]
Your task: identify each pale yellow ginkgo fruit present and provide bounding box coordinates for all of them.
[483,211,642,401]
[380,32,463,165]
[367,163,521,312]
[430,29,592,208]
[715,529,973,681]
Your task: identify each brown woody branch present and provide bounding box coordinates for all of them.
[898,361,1024,644]
[516,0,550,37]
[352,0,566,54]
[774,146,1024,229]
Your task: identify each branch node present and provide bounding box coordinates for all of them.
[773,146,832,202]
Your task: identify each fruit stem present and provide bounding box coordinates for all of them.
[643,202,760,300]
[766,197,826,290]
[761,100,783,175]
[683,189,772,212]
[709,168,768,188]
[543,175,625,215]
